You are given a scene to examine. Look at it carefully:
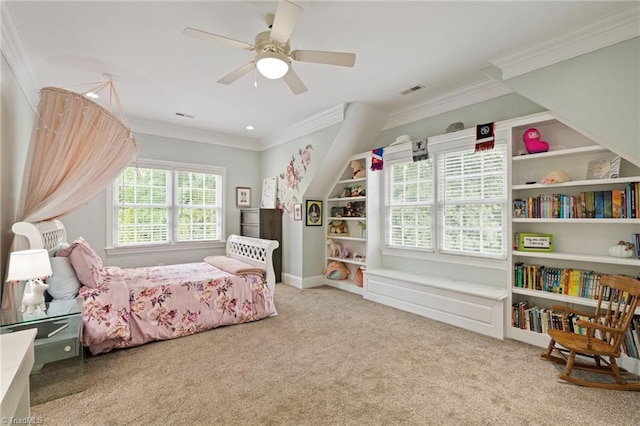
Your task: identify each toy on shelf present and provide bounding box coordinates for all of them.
[522,128,549,154]
[326,238,341,257]
[541,170,570,184]
[339,246,351,259]
[350,160,366,179]
[354,267,364,287]
[324,261,349,280]
[328,220,349,235]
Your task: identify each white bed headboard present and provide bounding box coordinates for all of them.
[12,220,66,251]
[11,221,280,295]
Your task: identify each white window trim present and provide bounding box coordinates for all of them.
[382,128,509,263]
[106,158,226,255]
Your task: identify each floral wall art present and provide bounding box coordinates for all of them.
[277,144,313,216]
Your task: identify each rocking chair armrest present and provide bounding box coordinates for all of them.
[576,319,624,335]
[551,305,596,318]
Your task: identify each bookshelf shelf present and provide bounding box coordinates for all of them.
[327,256,366,266]
[512,176,640,190]
[511,145,606,162]
[512,218,640,224]
[512,250,640,266]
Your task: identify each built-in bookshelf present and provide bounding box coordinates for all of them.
[507,111,640,373]
[324,153,369,295]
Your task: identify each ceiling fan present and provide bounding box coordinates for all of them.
[182,0,356,95]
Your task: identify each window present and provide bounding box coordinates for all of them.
[109,159,224,249]
[437,143,507,259]
[385,159,435,250]
[383,132,507,260]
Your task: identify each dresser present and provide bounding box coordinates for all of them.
[240,208,283,282]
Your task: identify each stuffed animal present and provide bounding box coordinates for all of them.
[541,170,570,184]
[329,220,349,235]
[339,246,351,259]
[522,128,549,154]
[350,160,365,179]
[326,238,341,257]
[323,261,349,280]
[21,279,49,313]
[354,267,364,287]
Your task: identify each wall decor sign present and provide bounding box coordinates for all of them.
[305,200,322,226]
[236,187,251,207]
[261,176,277,208]
[293,203,302,221]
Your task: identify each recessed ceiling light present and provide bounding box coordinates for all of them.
[245,125,255,130]
[85,92,99,99]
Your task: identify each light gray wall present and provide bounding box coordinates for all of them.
[484,37,640,166]
[60,132,262,269]
[0,54,36,283]
[260,123,340,277]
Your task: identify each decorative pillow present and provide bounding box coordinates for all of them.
[57,237,104,288]
[46,257,81,299]
[204,256,265,276]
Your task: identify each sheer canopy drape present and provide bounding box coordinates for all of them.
[2,86,138,308]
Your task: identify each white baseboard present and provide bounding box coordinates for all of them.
[281,273,326,290]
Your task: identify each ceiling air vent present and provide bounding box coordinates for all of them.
[400,84,425,95]
[175,112,195,119]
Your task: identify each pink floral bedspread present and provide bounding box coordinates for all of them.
[78,262,276,354]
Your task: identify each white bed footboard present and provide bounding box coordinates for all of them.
[226,234,279,295]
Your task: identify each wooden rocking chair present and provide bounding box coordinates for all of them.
[540,274,640,391]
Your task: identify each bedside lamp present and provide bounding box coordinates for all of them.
[6,249,52,313]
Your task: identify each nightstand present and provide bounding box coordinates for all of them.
[1,299,84,403]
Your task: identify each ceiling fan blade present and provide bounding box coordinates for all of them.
[270,1,303,44]
[282,67,308,95]
[291,50,356,67]
[217,62,256,85]
[183,27,254,51]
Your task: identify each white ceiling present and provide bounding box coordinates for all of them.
[4,1,637,149]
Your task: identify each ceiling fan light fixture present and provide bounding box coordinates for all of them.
[256,52,289,79]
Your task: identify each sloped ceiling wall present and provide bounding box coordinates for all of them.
[483,37,639,167]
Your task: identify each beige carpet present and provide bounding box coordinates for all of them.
[31,284,640,425]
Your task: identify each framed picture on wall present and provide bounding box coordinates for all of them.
[294,203,302,221]
[236,187,251,207]
[305,200,322,226]
[261,176,277,208]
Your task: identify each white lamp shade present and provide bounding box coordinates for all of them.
[256,52,290,79]
[6,249,52,281]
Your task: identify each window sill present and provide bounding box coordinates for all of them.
[381,247,509,270]
[105,241,225,256]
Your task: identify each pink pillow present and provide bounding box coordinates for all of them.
[57,237,104,288]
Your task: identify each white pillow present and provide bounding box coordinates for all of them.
[47,242,70,258]
[46,256,81,299]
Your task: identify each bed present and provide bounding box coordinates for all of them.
[11,220,279,354]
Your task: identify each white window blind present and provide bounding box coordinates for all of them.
[384,144,435,251]
[111,160,224,247]
[436,139,507,259]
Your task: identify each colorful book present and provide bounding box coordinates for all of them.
[594,191,604,218]
[603,191,612,218]
[612,189,623,218]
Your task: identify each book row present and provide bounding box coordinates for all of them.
[511,302,640,360]
[513,182,639,219]
[514,263,610,299]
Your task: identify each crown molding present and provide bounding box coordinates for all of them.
[491,5,640,80]
[258,103,345,150]
[128,117,259,150]
[1,1,39,110]
[383,79,512,131]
